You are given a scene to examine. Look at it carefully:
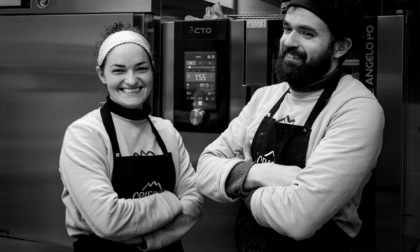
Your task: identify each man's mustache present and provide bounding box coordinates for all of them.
[281,47,307,61]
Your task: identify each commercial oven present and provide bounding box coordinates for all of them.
[0,0,160,248]
[161,17,282,252]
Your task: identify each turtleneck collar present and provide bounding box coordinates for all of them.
[106,96,151,120]
[290,67,344,92]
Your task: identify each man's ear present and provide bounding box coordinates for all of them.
[96,66,106,85]
[333,38,352,60]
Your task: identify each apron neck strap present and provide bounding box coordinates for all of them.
[267,88,290,118]
[100,101,169,157]
[101,102,121,157]
[147,117,168,154]
[304,68,343,128]
[266,68,343,127]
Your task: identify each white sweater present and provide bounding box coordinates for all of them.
[196,74,384,240]
[59,109,203,251]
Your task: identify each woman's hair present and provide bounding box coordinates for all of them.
[95,21,154,71]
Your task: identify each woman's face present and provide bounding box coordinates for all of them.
[97,43,153,109]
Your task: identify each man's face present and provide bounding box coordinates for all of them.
[275,7,337,89]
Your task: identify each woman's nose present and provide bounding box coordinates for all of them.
[124,71,137,85]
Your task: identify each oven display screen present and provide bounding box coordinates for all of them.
[2,0,21,6]
[185,51,217,110]
[0,0,29,8]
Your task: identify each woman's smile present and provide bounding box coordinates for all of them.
[120,87,142,93]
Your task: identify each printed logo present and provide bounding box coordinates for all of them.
[189,26,213,34]
[277,115,295,125]
[133,151,155,156]
[256,151,275,163]
[132,181,164,199]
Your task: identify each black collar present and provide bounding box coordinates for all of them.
[106,96,151,120]
[291,67,344,92]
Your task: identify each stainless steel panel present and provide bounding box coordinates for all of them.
[402,10,420,249]
[229,20,246,120]
[0,0,160,15]
[0,14,135,247]
[161,22,175,121]
[245,20,269,86]
[375,15,405,252]
[178,132,239,252]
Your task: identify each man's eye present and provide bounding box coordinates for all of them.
[300,31,314,38]
[282,27,292,34]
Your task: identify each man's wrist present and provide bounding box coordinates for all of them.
[244,164,260,190]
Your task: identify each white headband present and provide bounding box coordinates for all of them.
[97,30,152,66]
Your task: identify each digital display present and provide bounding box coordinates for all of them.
[185,51,217,110]
[185,72,215,82]
[1,0,21,6]
[0,0,22,6]
[0,0,30,8]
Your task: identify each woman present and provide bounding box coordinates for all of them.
[59,22,203,252]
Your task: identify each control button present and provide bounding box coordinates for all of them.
[190,109,208,126]
[36,0,50,9]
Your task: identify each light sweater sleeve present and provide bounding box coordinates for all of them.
[59,121,182,242]
[196,88,266,202]
[140,127,203,251]
[249,97,385,240]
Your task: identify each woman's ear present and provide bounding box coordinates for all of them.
[96,66,106,85]
[333,38,352,60]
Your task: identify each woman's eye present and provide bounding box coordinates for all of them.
[112,69,124,74]
[137,66,150,72]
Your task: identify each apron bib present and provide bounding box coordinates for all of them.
[236,71,353,252]
[73,102,183,252]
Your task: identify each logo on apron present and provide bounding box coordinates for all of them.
[256,150,275,163]
[277,115,295,124]
[132,181,164,199]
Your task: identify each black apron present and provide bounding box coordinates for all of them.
[73,102,183,252]
[235,72,354,252]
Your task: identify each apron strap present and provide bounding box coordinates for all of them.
[100,101,169,156]
[268,67,342,124]
[100,102,121,157]
[267,88,290,118]
[266,68,344,128]
[147,116,169,154]
[304,69,343,128]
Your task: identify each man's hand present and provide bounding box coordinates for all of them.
[243,138,253,162]
[244,163,301,190]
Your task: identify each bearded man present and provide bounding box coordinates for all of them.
[195,0,385,251]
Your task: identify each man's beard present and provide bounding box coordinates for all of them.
[275,45,334,90]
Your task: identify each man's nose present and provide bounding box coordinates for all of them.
[282,31,299,48]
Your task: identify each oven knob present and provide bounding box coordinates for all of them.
[189,109,208,126]
[36,0,50,9]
